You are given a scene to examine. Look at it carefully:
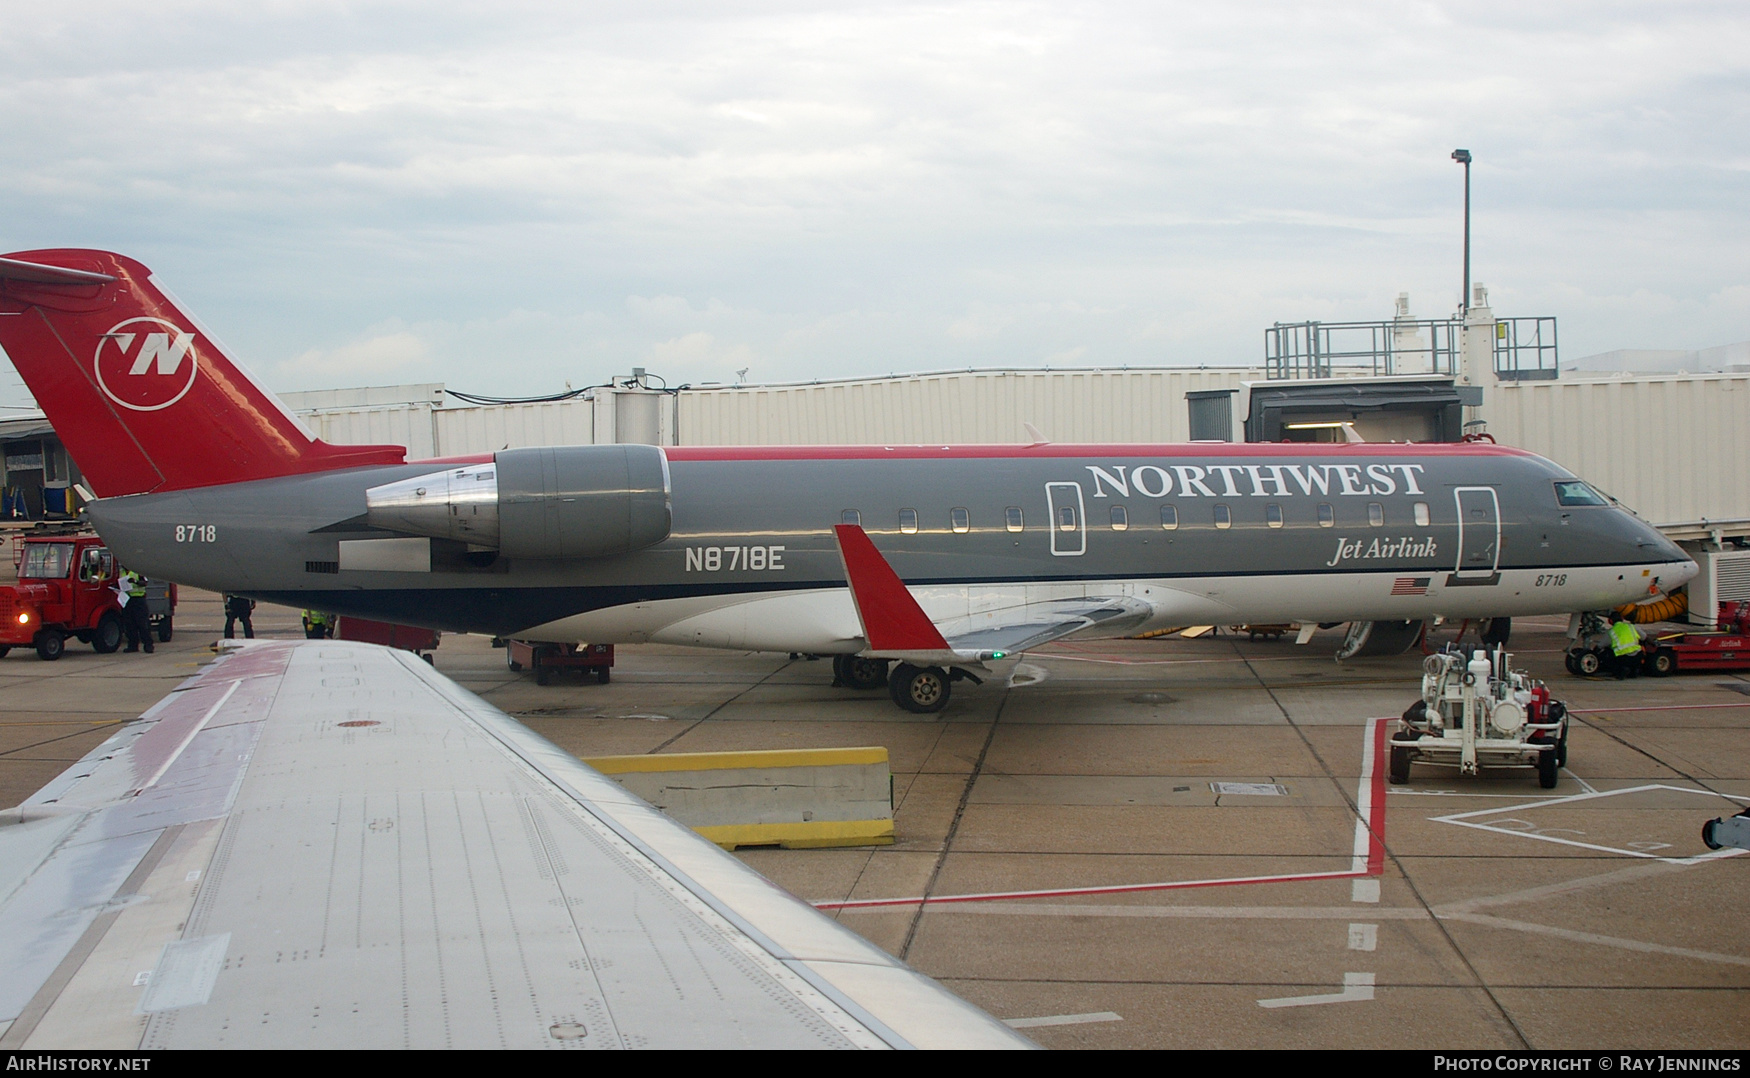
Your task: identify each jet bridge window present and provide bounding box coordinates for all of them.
[1213,504,1232,530]
[1368,502,1385,527]
[1160,505,1178,530]
[1554,481,1609,507]
[950,507,971,533]
[899,508,918,534]
[840,509,861,526]
[1266,504,1283,529]
[1413,502,1430,526]
[1109,505,1128,530]
[1317,503,1334,528]
[1005,507,1024,532]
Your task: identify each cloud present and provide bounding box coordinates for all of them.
[0,0,1745,411]
[278,330,430,383]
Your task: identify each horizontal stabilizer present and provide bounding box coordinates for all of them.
[0,256,116,286]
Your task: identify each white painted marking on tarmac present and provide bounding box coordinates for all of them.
[1347,924,1377,951]
[1351,879,1380,903]
[1211,782,1286,796]
[1565,768,1598,795]
[1004,1011,1123,1029]
[1439,913,1750,967]
[1430,784,1750,865]
[1257,973,1375,1009]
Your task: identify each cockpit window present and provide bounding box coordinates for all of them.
[1554,481,1609,507]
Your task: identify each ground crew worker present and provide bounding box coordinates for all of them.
[119,569,154,654]
[224,593,255,639]
[302,609,333,639]
[1609,612,1643,680]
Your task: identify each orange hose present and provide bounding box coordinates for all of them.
[1616,592,1688,624]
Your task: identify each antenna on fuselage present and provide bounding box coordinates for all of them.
[1022,422,1050,445]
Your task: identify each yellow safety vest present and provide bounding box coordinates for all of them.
[1610,619,1641,656]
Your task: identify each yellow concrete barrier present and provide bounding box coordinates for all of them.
[582,746,895,850]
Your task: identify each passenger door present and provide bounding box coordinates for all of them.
[1453,486,1501,582]
[1045,482,1086,557]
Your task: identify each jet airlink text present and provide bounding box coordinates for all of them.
[1082,463,1427,499]
[1327,537,1441,566]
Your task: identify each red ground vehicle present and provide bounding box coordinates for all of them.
[505,640,614,685]
[0,532,177,660]
[1641,601,1750,676]
[336,616,440,663]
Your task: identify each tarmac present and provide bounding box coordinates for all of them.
[2,587,1746,1050]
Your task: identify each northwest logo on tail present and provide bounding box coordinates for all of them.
[93,316,200,411]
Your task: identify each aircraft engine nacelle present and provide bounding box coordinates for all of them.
[363,444,671,560]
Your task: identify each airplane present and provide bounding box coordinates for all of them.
[0,249,1699,717]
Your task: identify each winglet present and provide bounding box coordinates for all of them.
[833,524,951,652]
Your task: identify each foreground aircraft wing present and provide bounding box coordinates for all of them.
[834,524,1151,661]
[0,641,1029,1050]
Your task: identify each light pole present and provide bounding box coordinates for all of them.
[1452,149,1472,312]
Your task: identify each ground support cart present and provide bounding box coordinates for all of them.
[336,616,440,663]
[1391,647,1569,789]
[507,640,614,685]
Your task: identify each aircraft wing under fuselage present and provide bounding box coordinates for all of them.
[0,641,1031,1049]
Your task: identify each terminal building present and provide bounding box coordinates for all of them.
[6,285,1748,621]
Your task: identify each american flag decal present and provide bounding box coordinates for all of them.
[1391,577,1431,596]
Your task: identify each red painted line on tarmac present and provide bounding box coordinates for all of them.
[814,717,1392,912]
[1567,702,1750,714]
[1362,715,1389,875]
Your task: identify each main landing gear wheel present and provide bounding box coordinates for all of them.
[834,655,890,690]
[1480,617,1512,647]
[34,630,64,662]
[92,612,123,654]
[889,663,950,714]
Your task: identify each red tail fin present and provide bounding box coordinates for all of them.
[0,249,405,497]
[833,524,952,652]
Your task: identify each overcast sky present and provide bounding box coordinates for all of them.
[2,1,1745,409]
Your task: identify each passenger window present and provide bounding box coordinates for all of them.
[1368,502,1385,527]
[1266,504,1283,529]
[1058,505,1078,531]
[1005,506,1024,532]
[1317,503,1334,528]
[950,507,971,533]
[840,509,861,526]
[1413,502,1430,526]
[1214,504,1232,530]
[899,508,918,534]
[1110,505,1128,531]
[1160,505,1178,530]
